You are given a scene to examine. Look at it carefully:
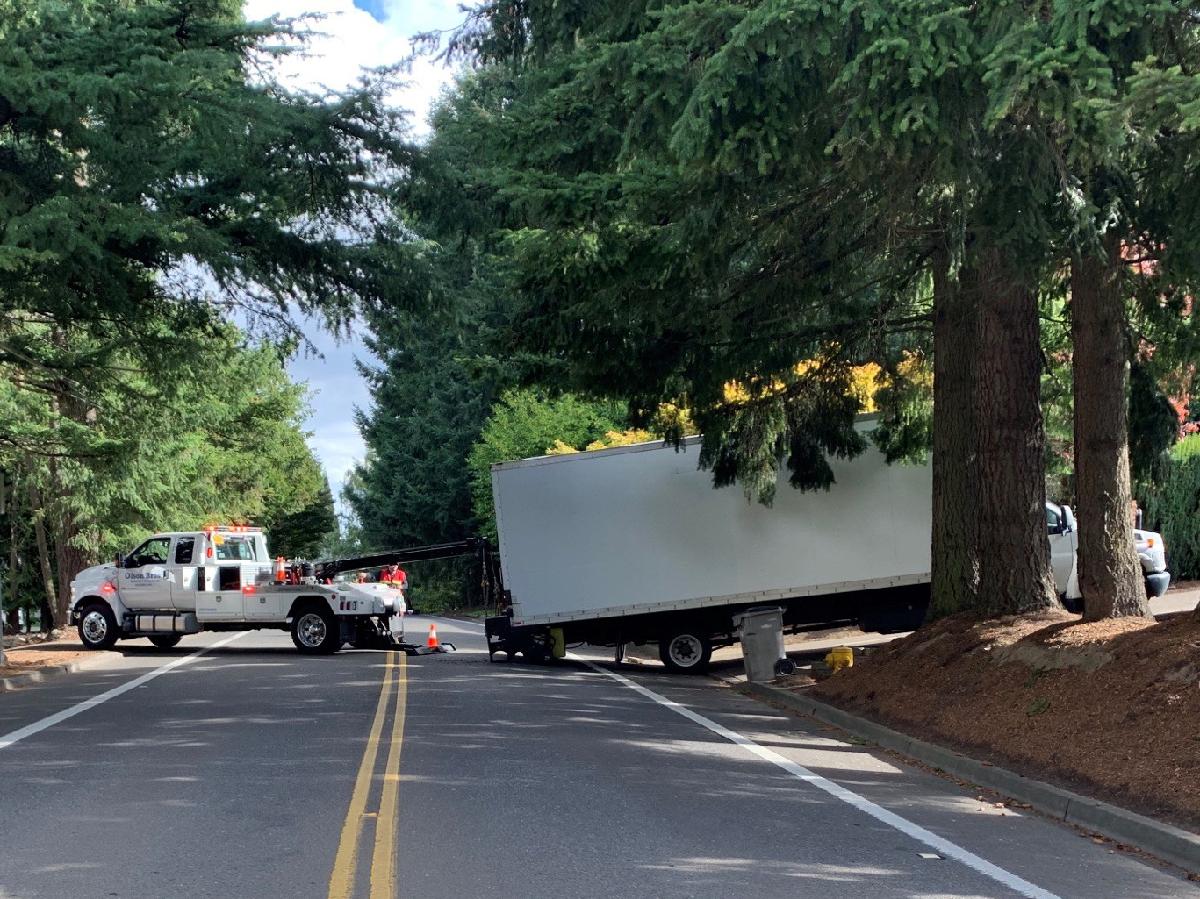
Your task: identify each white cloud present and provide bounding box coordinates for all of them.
[243,0,463,135]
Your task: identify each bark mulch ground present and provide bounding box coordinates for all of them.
[804,609,1200,831]
[0,644,91,679]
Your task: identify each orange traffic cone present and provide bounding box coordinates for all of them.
[274,556,286,584]
[426,623,439,649]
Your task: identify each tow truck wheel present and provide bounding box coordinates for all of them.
[148,634,182,649]
[659,630,712,674]
[291,607,339,654]
[78,603,119,651]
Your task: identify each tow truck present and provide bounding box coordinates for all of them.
[69,526,408,654]
[70,529,495,655]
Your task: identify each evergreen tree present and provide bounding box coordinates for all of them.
[348,308,502,549]
[0,0,424,621]
[268,477,336,560]
[417,2,1061,618]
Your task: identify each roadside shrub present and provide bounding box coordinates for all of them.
[1141,435,1200,580]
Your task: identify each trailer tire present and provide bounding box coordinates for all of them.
[659,630,712,674]
[291,606,339,654]
[78,602,120,651]
[148,634,182,650]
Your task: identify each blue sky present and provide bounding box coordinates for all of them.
[243,0,464,499]
[352,0,387,20]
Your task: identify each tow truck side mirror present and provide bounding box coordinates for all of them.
[1062,505,1077,534]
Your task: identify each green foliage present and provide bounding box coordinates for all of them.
[1129,363,1181,485]
[1142,435,1200,581]
[346,305,504,551]
[393,1,1200,624]
[268,478,336,560]
[468,389,626,539]
[48,326,331,560]
[410,9,928,501]
[0,0,422,604]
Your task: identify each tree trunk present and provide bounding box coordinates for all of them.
[927,247,980,619]
[27,477,57,630]
[46,352,89,630]
[971,244,1060,616]
[7,469,19,645]
[53,516,86,630]
[1071,238,1149,619]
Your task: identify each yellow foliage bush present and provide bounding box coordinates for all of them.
[722,355,929,415]
[585,429,655,451]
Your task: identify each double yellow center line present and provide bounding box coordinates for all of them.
[328,652,408,899]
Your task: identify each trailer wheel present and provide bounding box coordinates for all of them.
[148,634,182,650]
[659,631,712,674]
[291,607,339,654]
[78,602,119,651]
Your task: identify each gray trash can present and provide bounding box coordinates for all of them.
[732,606,796,682]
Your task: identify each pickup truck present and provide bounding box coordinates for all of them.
[69,526,404,654]
[1046,501,1170,606]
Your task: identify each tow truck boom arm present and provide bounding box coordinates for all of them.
[314,539,506,607]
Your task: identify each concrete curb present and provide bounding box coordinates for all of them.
[0,655,107,693]
[743,681,1200,874]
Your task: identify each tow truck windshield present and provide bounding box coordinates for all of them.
[215,536,259,561]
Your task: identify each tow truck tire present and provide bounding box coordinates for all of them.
[291,607,340,654]
[148,634,182,650]
[78,602,120,651]
[659,630,712,674]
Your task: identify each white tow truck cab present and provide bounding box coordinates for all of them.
[69,526,405,654]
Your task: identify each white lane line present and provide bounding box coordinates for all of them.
[0,632,248,751]
[578,658,1060,899]
[435,616,484,629]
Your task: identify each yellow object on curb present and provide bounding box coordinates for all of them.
[550,627,566,659]
[826,646,854,672]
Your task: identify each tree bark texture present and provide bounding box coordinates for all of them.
[1070,239,1150,619]
[47,354,89,629]
[52,516,85,630]
[928,248,980,619]
[26,477,57,630]
[971,244,1060,616]
[7,471,18,637]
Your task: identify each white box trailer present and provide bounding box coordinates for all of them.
[482,425,1171,673]
[485,421,934,672]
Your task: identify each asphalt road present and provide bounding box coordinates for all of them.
[0,618,1195,899]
